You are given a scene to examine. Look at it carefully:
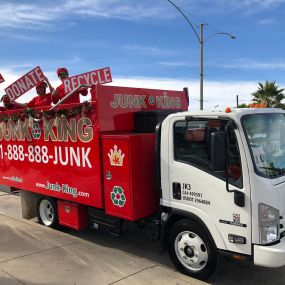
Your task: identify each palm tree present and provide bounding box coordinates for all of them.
[252,81,285,109]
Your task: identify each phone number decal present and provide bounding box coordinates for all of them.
[0,144,92,168]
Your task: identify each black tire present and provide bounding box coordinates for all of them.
[168,219,217,280]
[37,197,58,228]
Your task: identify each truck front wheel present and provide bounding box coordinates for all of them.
[168,219,217,280]
[37,197,58,228]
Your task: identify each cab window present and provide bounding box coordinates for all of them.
[174,119,243,188]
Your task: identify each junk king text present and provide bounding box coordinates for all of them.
[110,94,182,109]
[0,117,93,143]
[0,117,94,168]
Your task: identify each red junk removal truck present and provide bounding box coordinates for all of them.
[4,84,285,280]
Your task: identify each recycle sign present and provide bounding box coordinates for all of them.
[110,186,126,207]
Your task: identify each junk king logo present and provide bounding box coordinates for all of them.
[110,92,182,109]
[0,117,93,143]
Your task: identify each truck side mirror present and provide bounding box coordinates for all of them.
[211,131,225,172]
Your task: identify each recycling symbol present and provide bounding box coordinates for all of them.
[110,186,126,208]
[32,122,41,139]
[148,96,155,105]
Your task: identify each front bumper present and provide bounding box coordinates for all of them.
[254,238,285,268]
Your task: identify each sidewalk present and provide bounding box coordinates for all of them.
[0,192,207,285]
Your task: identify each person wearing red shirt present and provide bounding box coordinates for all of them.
[52,67,88,105]
[26,81,52,108]
[0,95,24,110]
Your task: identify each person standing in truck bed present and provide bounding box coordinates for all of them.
[26,80,53,108]
[52,67,88,105]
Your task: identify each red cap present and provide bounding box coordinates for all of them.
[36,81,47,88]
[57,67,68,75]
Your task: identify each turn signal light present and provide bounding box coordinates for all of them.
[228,234,246,244]
[233,254,247,261]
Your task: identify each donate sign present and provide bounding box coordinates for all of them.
[63,67,112,93]
[5,66,45,101]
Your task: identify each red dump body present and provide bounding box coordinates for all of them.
[0,85,188,221]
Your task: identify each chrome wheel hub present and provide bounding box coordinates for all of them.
[175,231,208,271]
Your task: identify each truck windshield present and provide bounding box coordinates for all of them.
[242,113,285,178]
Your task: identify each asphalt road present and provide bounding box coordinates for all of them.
[0,190,284,285]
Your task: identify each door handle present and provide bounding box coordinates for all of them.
[172,182,181,200]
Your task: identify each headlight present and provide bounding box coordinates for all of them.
[258,203,280,244]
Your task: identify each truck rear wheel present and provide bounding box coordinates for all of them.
[168,219,217,280]
[37,197,58,228]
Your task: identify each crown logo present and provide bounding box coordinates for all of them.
[108,145,125,166]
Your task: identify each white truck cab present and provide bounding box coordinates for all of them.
[160,108,285,279]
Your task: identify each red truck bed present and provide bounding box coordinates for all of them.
[0,85,188,220]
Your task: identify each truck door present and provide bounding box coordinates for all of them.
[167,116,252,255]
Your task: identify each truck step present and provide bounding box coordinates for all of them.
[88,207,123,236]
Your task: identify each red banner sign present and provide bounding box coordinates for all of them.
[63,67,112,93]
[5,66,45,101]
[0,73,5,84]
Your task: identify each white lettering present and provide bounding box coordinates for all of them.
[6,88,15,101]
[71,77,77,91]
[25,75,34,89]
[12,84,21,97]
[28,71,37,84]
[77,75,85,86]
[103,68,111,82]
[82,147,92,168]
[17,79,28,94]
[83,73,90,85]
[90,72,97,85]
[64,79,72,93]
[70,147,81,167]
[97,70,103,84]
[34,67,44,82]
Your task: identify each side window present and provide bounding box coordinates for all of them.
[174,120,210,170]
[174,119,243,188]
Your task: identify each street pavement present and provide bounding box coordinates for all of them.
[0,191,285,285]
[0,191,206,285]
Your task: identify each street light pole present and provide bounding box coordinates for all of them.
[200,23,204,110]
[166,0,235,110]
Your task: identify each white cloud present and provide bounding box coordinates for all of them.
[257,18,275,25]
[0,0,284,31]
[0,3,57,29]
[157,61,193,67]
[0,0,173,30]
[216,59,285,70]
[122,45,178,56]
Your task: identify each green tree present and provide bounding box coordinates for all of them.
[252,81,285,109]
[237,103,248,108]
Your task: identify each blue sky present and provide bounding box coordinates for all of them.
[1,0,285,110]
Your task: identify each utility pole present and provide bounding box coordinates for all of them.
[236,94,239,108]
[200,24,204,111]
[165,0,236,111]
